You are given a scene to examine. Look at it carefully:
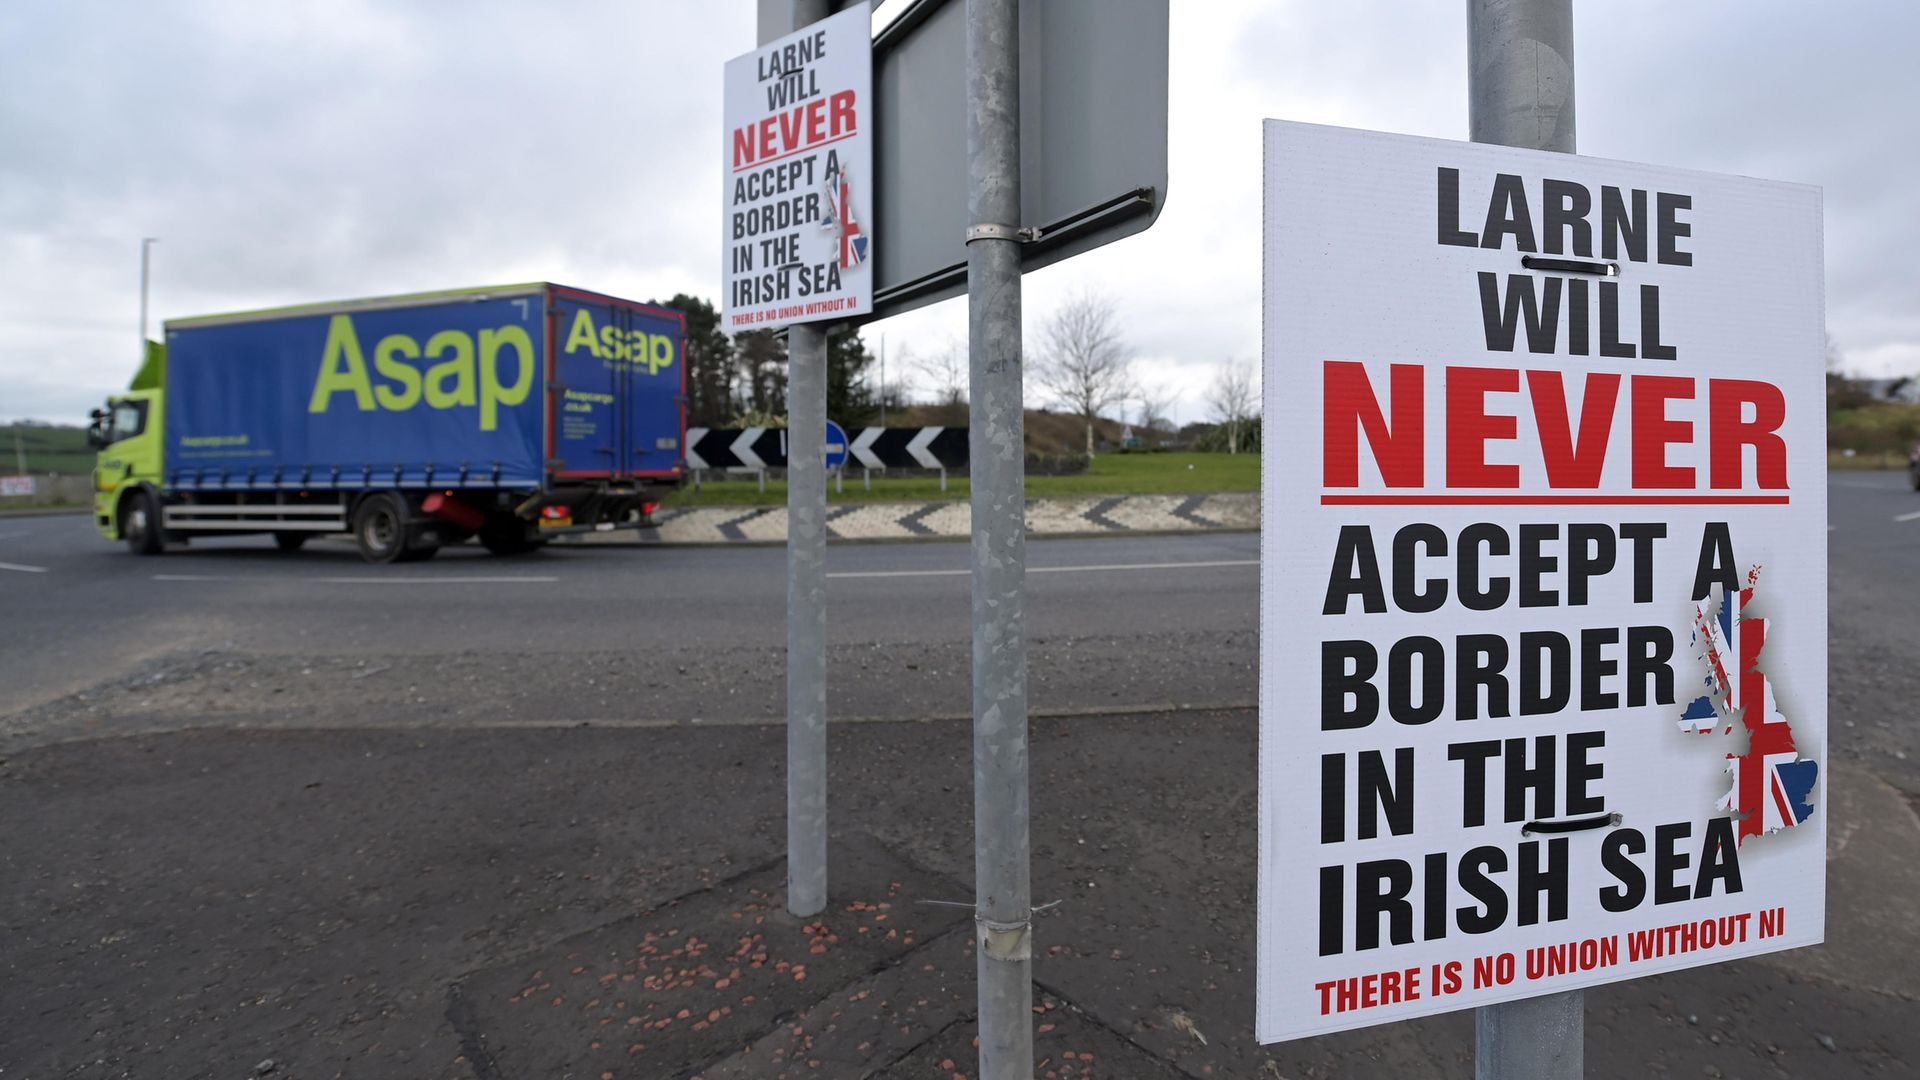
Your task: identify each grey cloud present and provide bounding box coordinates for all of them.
[3,0,1915,424]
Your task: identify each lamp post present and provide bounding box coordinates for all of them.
[139,237,158,357]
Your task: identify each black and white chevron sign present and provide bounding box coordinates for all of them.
[685,426,968,470]
[685,427,789,470]
[848,427,969,469]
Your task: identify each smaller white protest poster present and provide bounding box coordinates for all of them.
[722,7,872,332]
[1258,120,1826,1043]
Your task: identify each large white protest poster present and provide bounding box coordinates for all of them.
[1258,120,1826,1042]
[722,7,872,331]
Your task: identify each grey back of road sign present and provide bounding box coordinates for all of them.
[867,0,1169,320]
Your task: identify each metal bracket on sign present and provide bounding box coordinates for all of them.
[964,223,1043,245]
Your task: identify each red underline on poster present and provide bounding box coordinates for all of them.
[732,129,860,173]
[1320,494,1792,506]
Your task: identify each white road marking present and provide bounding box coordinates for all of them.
[148,559,1259,584]
[828,558,1258,580]
[0,530,31,541]
[828,568,970,579]
[153,574,559,584]
[1894,510,1920,523]
[324,576,561,584]
[0,560,49,573]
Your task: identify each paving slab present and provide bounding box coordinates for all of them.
[876,989,1188,1080]
[450,839,968,1080]
[698,923,975,1079]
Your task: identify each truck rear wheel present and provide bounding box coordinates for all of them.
[122,490,164,556]
[352,493,410,564]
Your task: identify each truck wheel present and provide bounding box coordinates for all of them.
[273,532,309,552]
[352,493,409,564]
[122,490,164,555]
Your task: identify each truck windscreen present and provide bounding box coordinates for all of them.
[109,400,147,443]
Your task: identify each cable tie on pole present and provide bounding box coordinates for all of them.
[1520,255,1618,277]
[977,915,1032,962]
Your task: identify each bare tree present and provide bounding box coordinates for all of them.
[1032,291,1134,456]
[912,335,969,408]
[1205,359,1259,454]
[1133,377,1177,441]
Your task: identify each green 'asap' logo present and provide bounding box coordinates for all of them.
[563,308,676,375]
[307,315,535,431]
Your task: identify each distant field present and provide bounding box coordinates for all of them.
[663,451,1258,507]
[2,424,92,476]
[1828,448,1913,471]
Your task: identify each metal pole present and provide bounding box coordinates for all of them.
[762,0,834,920]
[966,0,1032,1075]
[1469,0,1574,153]
[1468,2,1579,1078]
[786,321,829,918]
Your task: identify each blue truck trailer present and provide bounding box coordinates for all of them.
[86,283,686,563]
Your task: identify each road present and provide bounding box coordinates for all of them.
[0,520,1257,746]
[2,474,1917,1078]
[0,516,1257,656]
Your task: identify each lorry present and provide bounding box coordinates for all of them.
[88,283,687,563]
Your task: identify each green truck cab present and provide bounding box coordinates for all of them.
[88,343,167,552]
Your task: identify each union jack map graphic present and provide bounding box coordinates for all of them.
[1676,567,1820,843]
[820,163,869,270]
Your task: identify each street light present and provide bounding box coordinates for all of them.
[139,237,158,360]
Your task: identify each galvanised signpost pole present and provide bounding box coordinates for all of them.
[766,0,835,921]
[965,0,1033,1074]
[786,319,829,922]
[1467,0,1581,1076]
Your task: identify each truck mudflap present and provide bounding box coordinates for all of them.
[517,486,666,531]
[537,517,657,539]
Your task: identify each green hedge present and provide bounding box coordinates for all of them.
[1830,403,1920,454]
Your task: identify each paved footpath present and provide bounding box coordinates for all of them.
[3,708,1915,1079]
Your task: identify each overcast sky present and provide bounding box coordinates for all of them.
[3,0,1914,426]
